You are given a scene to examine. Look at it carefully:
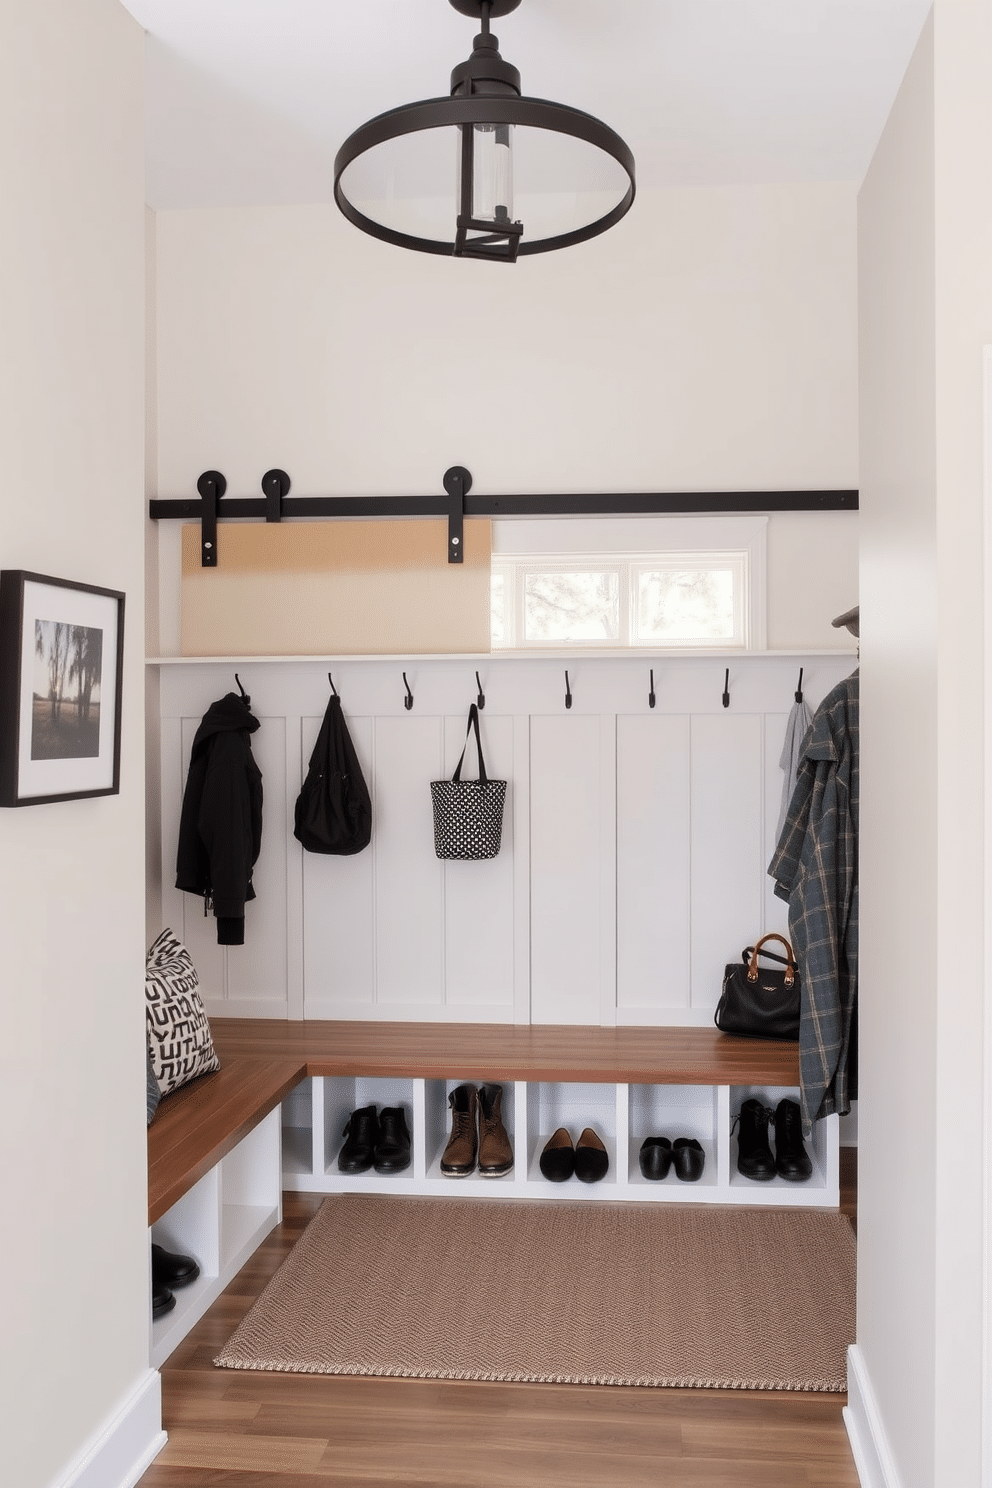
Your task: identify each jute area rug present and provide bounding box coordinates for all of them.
[215,1194,855,1392]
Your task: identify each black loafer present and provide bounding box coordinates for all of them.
[374,1107,412,1173]
[152,1280,175,1319]
[539,1127,575,1182]
[774,1098,813,1182]
[574,1127,609,1184]
[673,1137,705,1182]
[638,1136,673,1180]
[338,1104,380,1173]
[151,1243,200,1288]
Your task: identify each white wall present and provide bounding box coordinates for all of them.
[857,4,992,1484]
[148,183,860,659]
[0,4,153,1486]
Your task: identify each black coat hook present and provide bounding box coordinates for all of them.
[795,667,804,703]
[234,672,249,703]
[403,672,414,710]
[722,668,730,708]
[649,669,656,708]
[475,671,486,709]
[564,670,573,709]
[327,673,338,697]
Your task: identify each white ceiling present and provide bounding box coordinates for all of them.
[120,0,932,212]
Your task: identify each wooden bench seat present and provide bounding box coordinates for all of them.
[148,1018,799,1225]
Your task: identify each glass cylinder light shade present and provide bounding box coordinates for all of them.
[472,121,514,223]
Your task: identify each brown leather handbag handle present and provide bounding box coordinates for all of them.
[746,933,797,987]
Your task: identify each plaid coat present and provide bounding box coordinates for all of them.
[768,672,859,1137]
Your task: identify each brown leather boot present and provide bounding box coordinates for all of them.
[440,1083,478,1176]
[478,1082,513,1177]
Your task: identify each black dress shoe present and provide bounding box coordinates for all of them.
[374,1107,412,1173]
[638,1136,673,1180]
[735,1098,777,1181]
[539,1127,575,1182]
[152,1280,175,1319]
[151,1243,200,1288]
[672,1137,705,1182]
[338,1104,380,1173]
[774,1098,813,1181]
[574,1127,609,1184]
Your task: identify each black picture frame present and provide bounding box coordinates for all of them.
[0,571,125,806]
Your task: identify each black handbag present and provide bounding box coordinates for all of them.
[715,933,801,1041]
[293,692,372,855]
[430,703,507,861]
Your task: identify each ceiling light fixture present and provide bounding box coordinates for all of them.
[333,0,635,263]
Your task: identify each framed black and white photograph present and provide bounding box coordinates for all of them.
[0,571,125,806]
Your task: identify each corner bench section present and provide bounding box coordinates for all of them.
[147,1054,304,1366]
[148,1020,838,1365]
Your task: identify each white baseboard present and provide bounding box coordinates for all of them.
[54,1369,166,1488]
[844,1345,905,1488]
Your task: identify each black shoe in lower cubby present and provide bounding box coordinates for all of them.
[374,1107,412,1173]
[672,1138,705,1182]
[638,1136,673,1180]
[638,1136,706,1181]
[338,1104,380,1172]
[734,1098,777,1181]
[773,1098,813,1181]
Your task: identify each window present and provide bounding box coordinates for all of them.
[492,547,754,651]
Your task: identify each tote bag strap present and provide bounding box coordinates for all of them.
[451,703,488,785]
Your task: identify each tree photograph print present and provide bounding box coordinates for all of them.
[32,619,103,760]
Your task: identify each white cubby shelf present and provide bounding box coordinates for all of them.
[281,1075,838,1207]
[150,1107,282,1368]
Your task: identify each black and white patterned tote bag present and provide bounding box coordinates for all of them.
[430,703,507,860]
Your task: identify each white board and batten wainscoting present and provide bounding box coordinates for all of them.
[148,647,856,1382]
[152,650,856,1029]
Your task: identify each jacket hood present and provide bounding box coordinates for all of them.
[191,692,260,751]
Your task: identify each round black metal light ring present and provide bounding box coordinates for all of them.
[449,0,521,15]
[334,94,636,258]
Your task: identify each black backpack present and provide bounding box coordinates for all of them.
[293,693,372,855]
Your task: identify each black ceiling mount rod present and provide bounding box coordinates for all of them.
[149,467,859,568]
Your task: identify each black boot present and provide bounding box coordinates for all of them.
[374,1107,412,1173]
[735,1098,777,1181]
[774,1098,813,1181]
[338,1104,380,1173]
[152,1280,175,1319]
[151,1243,199,1288]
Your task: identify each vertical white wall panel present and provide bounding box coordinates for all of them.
[227,713,289,1003]
[301,714,376,1017]
[530,715,604,1024]
[617,714,691,1015]
[442,711,515,1016]
[763,710,794,941]
[373,715,445,1006]
[689,712,764,1012]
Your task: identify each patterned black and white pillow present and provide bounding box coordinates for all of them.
[145,928,220,1098]
[146,1037,161,1125]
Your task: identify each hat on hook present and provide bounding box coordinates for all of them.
[831,605,859,638]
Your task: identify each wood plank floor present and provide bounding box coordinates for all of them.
[139,1150,860,1488]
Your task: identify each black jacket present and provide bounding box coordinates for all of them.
[175,692,263,945]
